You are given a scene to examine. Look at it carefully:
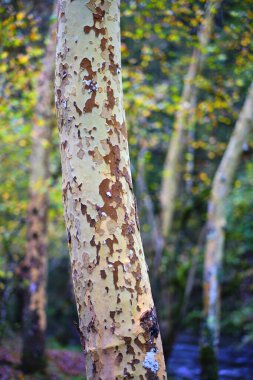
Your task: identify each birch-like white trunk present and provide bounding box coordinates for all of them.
[201,83,253,372]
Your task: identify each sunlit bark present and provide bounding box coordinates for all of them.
[55,1,167,379]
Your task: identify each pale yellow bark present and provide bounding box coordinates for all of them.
[160,0,220,239]
[203,83,253,350]
[55,1,167,379]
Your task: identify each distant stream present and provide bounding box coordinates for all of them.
[168,332,253,379]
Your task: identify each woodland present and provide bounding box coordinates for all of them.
[0,0,253,379]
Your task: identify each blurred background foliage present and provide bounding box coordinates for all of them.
[0,0,252,359]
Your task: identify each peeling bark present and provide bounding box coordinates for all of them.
[55,1,167,379]
[200,83,253,377]
[22,9,56,373]
[160,0,220,240]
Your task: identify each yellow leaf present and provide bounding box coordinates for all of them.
[199,172,210,185]
[1,51,8,59]
[19,139,27,147]
[18,55,29,64]
[16,11,25,21]
[0,64,8,73]
[142,109,151,117]
[3,192,9,200]
[208,152,215,159]
[37,118,45,127]
[30,31,39,41]
[235,180,241,188]
[41,139,49,148]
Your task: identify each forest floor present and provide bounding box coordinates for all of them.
[1,332,253,379]
[0,337,85,380]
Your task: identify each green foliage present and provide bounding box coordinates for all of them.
[0,0,65,335]
[121,0,253,345]
[0,1,42,261]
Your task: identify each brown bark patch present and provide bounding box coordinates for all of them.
[121,120,127,139]
[103,143,121,178]
[80,58,96,79]
[73,101,82,116]
[145,369,159,380]
[108,44,119,75]
[122,220,135,251]
[88,147,104,165]
[139,308,160,357]
[100,37,107,52]
[106,234,118,255]
[83,8,106,37]
[81,203,96,228]
[134,336,146,353]
[90,236,101,257]
[82,252,97,273]
[124,337,135,356]
[83,92,98,113]
[134,263,143,296]
[106,86,115,110]
[99,179,123,222]
[115,352,123,365]
[107,260,124,290]
[100,269,106,279]
[106,115,123,143]
[140,308,159,339]
[122,166,133,190]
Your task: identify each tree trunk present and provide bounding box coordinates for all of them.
[185,95,197,195]
[160,0,220,240]
[181,225,207,319]
[200,83,253,379]
[55,1,167,379]
[136,146,163,272]
[21,11,56,373]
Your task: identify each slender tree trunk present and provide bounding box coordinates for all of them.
[160,0,220,240]
[200,83,253,379]
[21,11,56,373]
[136,147,163,272]
[55,1,167,379]
[185,95,197,195]
[181,225,207,319]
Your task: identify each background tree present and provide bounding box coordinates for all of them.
[160,0,221,241]
[21,4,56,372]
[120,0,253,356]
[0,0,44,334]
[200,82,253,379]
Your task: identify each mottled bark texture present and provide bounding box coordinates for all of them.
[160,0,220,240]
[55,1,167,379]
[22,14,56,373]
[200,83,253,378]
